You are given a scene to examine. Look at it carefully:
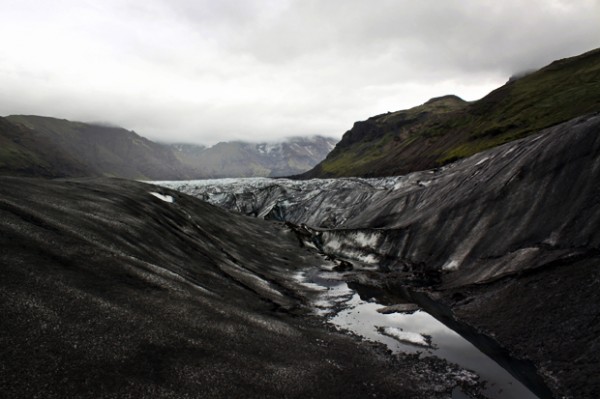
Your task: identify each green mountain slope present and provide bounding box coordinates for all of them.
[5,115,191,180]
[302,47,600,178]
[0,117,91,177]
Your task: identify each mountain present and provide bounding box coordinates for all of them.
[4,109,600,398]
[161,113,600,399]
[1,115,336,180]
[170,136,337,178]
[301,47,600,178]
[0,116,91,177]
[4,115,191,180]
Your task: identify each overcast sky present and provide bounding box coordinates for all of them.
[0,0,599,145]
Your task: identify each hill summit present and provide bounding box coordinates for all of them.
[300,47,600,178]
[4,115,190,180]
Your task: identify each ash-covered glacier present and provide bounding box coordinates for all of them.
[157,114,600,287]
[157,114,600,399]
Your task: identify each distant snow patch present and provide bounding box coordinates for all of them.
[150,192,174,203]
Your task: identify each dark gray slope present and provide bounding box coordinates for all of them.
[5,115,191,180]
[438,256,600,399]
[0,116,91,178]
[0,177,480,398]
[161,113,600,398]
[318,113,600,288]
[167,113,600,287]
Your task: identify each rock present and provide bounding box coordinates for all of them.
[377,304,420,314]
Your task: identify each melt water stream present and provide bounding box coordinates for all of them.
[297,267,543,399]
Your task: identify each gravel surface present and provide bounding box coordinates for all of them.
[0,177,483,399]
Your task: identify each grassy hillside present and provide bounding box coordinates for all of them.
[302,48,600,178]
[2,114,335,180]
[5,115,191,180]
[0,117,90,177]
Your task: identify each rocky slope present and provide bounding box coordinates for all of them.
[0,176,488,399]
[5,115,191,180]
[162,113,600,398]
[300,48,600,178]
[170,136,337,178]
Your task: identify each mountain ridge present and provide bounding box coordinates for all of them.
[170,135,337,178]
[1,115,336,179]
[299,47,600,178]
[5,115,192,180]
[0,116,92,177]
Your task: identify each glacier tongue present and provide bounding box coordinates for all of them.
[151,114,600,399]
[153,174,429,228]
[154,114,600,287]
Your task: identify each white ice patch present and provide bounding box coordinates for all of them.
[475,157,489,166]
[302,239,319,251]
[379,326,430,347]
[277,199,296,208]
[442,259,460,271]
[292,272,328,292]
[543,231,560,246]
[355,253,379,264]
[353,231,379,248]
[150,192,174,203]
[323,238,342,252]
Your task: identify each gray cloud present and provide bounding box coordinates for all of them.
[0,0,598,145]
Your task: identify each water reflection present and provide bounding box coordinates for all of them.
[297,268,539,399]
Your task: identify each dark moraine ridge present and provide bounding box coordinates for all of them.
[0,177,485,398]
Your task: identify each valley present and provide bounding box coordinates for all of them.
[155,113,600,399]
[2,47,600,399]
[0,176,490,399]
